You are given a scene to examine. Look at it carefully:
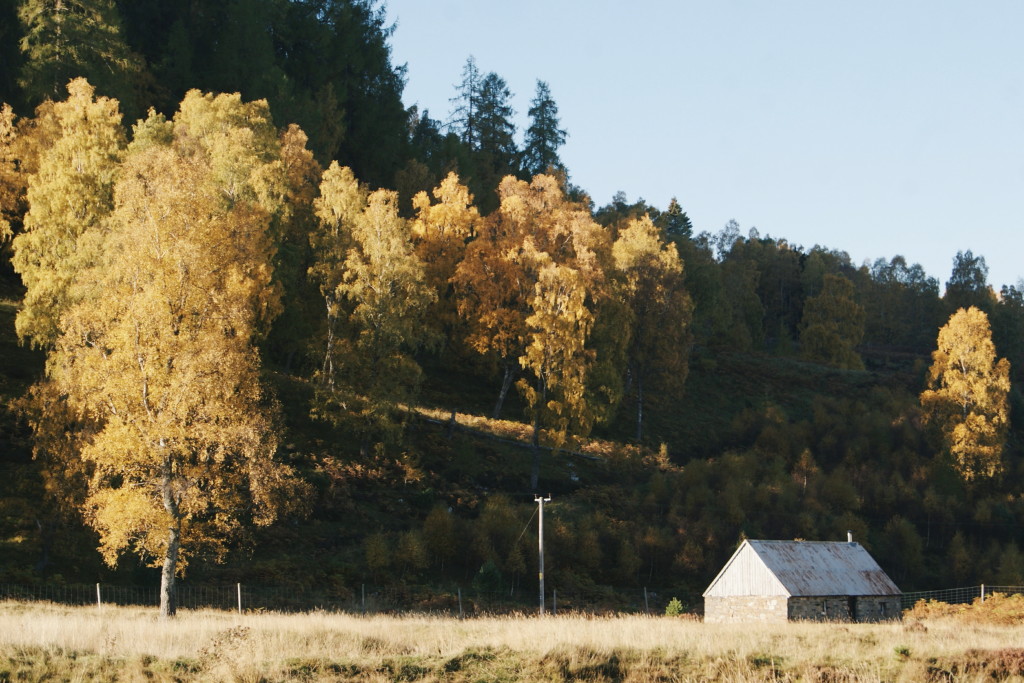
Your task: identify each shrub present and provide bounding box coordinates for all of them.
[904,593,1024,625]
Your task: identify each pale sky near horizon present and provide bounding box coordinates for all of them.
[383,2,1024,292]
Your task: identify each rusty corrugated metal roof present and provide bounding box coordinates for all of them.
[747,540,901,596]
[704,540,901,597]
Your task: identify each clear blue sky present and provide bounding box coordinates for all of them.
[384,1,1024,291]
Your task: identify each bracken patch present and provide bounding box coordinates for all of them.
[928,648,1024,681]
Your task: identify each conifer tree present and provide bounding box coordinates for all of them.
[0,0,21,106]
[115,0,407,184]
[474,72,518,211]
[17,0,145,115]
[448,56,482,149]
[658,197,692,239]
[522,79,567,178]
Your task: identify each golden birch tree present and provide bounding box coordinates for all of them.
[453,174,606,420]
[312,163,436,441]
[410,171,478,347]
[612,215,693,442]
[451,181,537,418]
[0,98,62,243]
[11,77,125,347]
[518,261,595,488]
[5,94,99,558]
[411,171,478,290]
[920,306,1010,480]
[265,123,323,369]
[0,103,23,242]
[11,379,97,565]
[48,94,302,618]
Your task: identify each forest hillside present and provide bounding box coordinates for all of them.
[1,0,1023,613]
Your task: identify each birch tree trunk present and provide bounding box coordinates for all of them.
[493,361,516,420]
[635,373,644,443]
[160,462,180,619]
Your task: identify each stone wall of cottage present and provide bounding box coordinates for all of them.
[703,596,788,624]
[706,595,902,623]
[788,595,902,622]
[787,596,851,621]
[854,595,902,622]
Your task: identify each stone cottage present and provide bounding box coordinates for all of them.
[702,537,901,623]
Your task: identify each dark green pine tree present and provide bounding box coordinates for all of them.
[522,79,567,178]
[448,55,482,149]
[207,0,288,106]
[410,106,470,179]
[18,0,145,117]
[115,0,197,114]
[312,0,409,186]
[116,0,409,186]
[0,0,23,108]
[476,72,517,168]
[658,197,693,239]
[395,105,474,215]
[474,71,517,212]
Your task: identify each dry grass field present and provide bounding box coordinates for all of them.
[2,600,1023,682]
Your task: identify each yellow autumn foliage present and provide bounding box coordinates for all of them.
[453,174,607,425]
[0,103,20,241]
[311,163,436,439]
[920,306,1010,480]
[518,262,595,450]
[611,215,693,441]
[11,78,126,347]
[46,92,305,616]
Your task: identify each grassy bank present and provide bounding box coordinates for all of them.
[2,601,1023,681]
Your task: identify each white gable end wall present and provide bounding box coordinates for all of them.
[703,542,789,597]
[703,539,902,623]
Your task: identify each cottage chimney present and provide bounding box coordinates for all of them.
[847,530,854,544]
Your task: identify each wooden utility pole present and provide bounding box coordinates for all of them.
[536,494,551,615]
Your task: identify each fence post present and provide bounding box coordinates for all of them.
[96,583,101,610]
[981,584,985,603]
[458,588,463,620]
[361,584,366,615]
[644,587,649,614]
[553,589,557,615]
[237,583,242,615]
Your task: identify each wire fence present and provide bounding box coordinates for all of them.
[900,584,1024,610]
[6,582,1021,615]
[0,582,690,616]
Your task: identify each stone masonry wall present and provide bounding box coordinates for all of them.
[854,595,902,622]
[789,596,903,622]
[788,596,850,621]
[704,596,788,624]
[706,595,902,623]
